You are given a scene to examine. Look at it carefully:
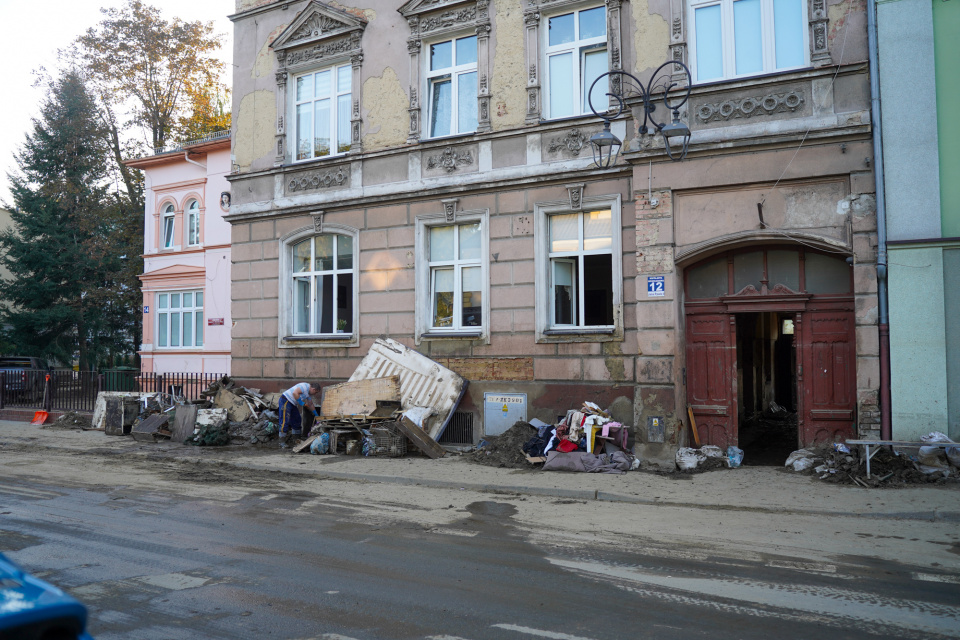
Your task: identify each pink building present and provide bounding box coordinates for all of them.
[126,132,233,375]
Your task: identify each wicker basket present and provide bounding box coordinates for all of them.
[369,425,407,457]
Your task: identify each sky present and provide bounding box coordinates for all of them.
[0,0,235,206]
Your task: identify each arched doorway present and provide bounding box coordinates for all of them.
[684,246,856,463]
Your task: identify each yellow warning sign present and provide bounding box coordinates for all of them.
[502,404,508,412]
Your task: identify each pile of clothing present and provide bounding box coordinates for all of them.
[522,402,636,474]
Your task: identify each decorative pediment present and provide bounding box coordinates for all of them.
[139,264,205,283]
[399,0,475,19]
[272,1,366,53]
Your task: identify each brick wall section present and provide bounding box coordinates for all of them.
[228,178,640,421]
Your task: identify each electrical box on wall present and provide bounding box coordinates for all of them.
[647,416,665,443]
[483,392,527,436]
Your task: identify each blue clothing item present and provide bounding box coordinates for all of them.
[278,395,302,435]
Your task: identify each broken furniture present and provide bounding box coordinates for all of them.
[846,439,958,479]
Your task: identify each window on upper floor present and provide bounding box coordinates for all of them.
[426,35,478,138]
[294,64,352,162]
[157,290,203,349]
[162,204,175,249]
[688,0,808,83]
[291,233,355,335]
[535,196,622,340]
[186,199,200,247]
[544,5,608,119]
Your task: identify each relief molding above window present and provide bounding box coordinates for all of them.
[523,0,624,124]
[270,1,367,166]
[400,0,492,142]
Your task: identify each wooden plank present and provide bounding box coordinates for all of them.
[320,376,401,417]
[171,404,198,444]
[131,414,168,442]
[687,406,701,448]
[396,417,446,459]
[293,435,318,454]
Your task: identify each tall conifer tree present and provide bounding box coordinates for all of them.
[0,70,132,369]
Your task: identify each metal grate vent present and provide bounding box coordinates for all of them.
[438,411,474,444]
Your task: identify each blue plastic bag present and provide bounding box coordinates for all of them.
[727,446,744,468]
[310,432,330,455]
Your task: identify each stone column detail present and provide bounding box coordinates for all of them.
[524,7,541,124]
[809,0,832,67]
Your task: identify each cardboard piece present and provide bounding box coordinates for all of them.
[293,434,318,453]
[215,388,253,422]
[320,376,400,417]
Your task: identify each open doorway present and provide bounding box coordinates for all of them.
[736,312,798,465]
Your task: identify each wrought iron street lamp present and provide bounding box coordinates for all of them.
[587,61,693,167]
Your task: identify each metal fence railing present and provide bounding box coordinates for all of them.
[0,370,227,414]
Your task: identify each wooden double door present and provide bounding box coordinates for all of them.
[685,300,857,448]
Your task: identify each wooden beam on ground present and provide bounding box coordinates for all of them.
[396,417,446,459]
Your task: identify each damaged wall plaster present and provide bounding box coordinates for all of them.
[234,90,277,173]
[253,24,287,79]
[491,0,527,131]
[327,0,376,22]
[236,0,278,13]
[362,67,408,151]
[633,0,670,75]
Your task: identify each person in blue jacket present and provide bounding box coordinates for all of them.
[278,381,320,447]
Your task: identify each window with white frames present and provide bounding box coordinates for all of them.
[544,6,608,119]
[429,223,483,330]
[156,291,203,348]
[291,234,354,335]
[186,199,200,246]
[161,204,175,249]
[535,196,622,338]
[295,64,352,161]
[427,35,478,138]
[689,0,807,83]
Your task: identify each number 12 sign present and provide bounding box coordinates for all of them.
[647,276,665,297]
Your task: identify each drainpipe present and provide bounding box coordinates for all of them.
[183,152,206,170]
[866,0,892,441]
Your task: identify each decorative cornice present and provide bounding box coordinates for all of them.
[420,6,477,33]
[271,1,367,53]
[285,37,356,67]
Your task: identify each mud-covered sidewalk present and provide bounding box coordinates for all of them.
[2,420,959,523]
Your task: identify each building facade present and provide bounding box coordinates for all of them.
[878,0,959,440]
[127,133,234,375]
[226,0,879,458]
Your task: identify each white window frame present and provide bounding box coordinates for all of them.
[278,224,359,348]
[534,195,622,341]
[415,210,490,344]
[687,0,810,84]
[156,290,204,349]
[292,63,353,163]
[161,203,176,249]
[186,199,200,247]
[424,34,479,139]
[543,5,608,120]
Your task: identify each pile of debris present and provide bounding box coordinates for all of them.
[471,401,637,474]
[201,377,282,446]
[45,411,93,430]
[785,433,960,487]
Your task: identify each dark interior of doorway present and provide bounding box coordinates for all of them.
[736,312,798,466]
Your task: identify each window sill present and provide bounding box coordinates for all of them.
[420,330,483,339]
[544,327,615,336]
[284,334,354,342]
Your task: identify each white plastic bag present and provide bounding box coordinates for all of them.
[700,445,724,459]
[785,449,819,472]
[676,447,705,470]
[921,432,953,444]
[946,446,960,469]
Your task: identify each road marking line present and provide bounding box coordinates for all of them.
[492,624,598,640]
[430,528,479,537]
[427,636,474,640]
[767,560,837,574]
[0,483,59,499]
[912,572,960,584]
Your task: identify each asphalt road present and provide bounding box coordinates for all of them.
[2,455,959,639]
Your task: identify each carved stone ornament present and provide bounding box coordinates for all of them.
[288,167,349,193]
[696,90,805,123]
[271,2,367,54]
[672,17,681,40]
[529,64,537,82]
[427,147,474,172]
[290,13,348,44]
[566,184,585,211]
[441,198,459,222]
[286,38,354,67]
[420,7,477,33]
[548,129,588,157]
[313,212,325,233]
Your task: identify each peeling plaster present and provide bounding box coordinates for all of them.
[362,67,408,151]
[633,0,670,75]
[253,24,287,79]
[237,0,276,13]
[601,341,628,382]
[492,0,526,131]
[234,90,277,172]
[328,0,376,22]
